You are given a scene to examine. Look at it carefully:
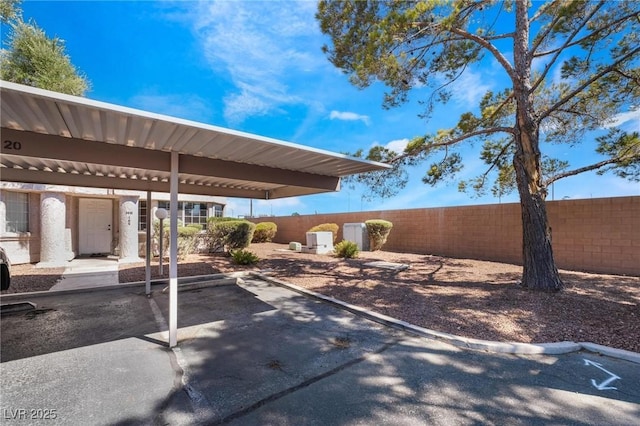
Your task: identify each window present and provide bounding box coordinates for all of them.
[138,200,147,231]
[4,191,29,233]
[212,204,224,217]
[156,201,212,228]
[184,202,208,227]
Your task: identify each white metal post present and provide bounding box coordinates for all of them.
[169,151,179,347]
[158,218,164,275]
[145,191,151,295]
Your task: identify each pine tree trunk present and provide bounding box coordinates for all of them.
[512,0,563,292]
[514,150,563,292]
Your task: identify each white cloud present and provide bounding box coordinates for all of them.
[448,69,493,106]
[384,138,409,153]
[366,138,409,155]
[329,110,371,125]
[190,0,325,125]
[602,109,640,130]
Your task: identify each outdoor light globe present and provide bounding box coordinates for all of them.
[155,208,168,220]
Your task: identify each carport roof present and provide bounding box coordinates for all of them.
[0,81,389,199]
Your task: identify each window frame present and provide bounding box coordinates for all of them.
[3,191,30,235]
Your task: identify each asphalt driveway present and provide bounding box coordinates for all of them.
[1,278,639,425]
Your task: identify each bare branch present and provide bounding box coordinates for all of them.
[545,143,640,185]
[448,27,516,82]
[546,159,625,185]
[614,68,640,86]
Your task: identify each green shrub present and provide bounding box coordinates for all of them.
[365,219,393,251]
[207,219,256,253]
[334,240,359,259]
[252,222,277,243]
[308,223,339,242]
[208,217,238,223]
[152,221,199,259]
[178,226,200,237]
[230,249,260,265]
[186,223,203,231]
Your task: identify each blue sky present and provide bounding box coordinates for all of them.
[11,1,640,217]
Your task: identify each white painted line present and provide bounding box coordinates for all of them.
[584,359,621,391]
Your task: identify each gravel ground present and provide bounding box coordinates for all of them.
[6,243,640,352]
[1,263,65,294]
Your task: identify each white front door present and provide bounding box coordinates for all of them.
[79,198,112,255]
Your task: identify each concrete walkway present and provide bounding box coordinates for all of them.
[49,257,119,291]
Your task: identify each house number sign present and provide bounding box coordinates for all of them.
[3,140,22,150]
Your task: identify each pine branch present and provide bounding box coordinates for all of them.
[533,10,640,58]
[448,27,516,82]
[538,45,640,122]
[530,1,605,94]
[390,126,515,164]
[545,143,640,185]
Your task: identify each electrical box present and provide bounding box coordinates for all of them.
[303,231,334,254]
[343,223,370,251]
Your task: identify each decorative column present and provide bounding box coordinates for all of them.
[119,196,141,263]
[37,192,68,267]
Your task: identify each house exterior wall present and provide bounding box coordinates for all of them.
[249,196,640,276]
[0,183,227,265]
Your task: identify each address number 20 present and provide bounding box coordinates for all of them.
[3,140,22,150]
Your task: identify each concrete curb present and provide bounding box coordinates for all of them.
[0,273,243,301]
[250,272,640,364]
[160,278,238,293]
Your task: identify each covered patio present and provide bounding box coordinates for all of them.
[0,81,388,346]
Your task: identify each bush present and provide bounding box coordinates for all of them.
[365,219,393,251]
[208,217,238,223]
[334,240,359,259]
[252,222,277,243]
[186,223,203,231]
[178,226,200,238]
[207,219,256,253]
[230,249,260,265]
[307,223,339,242]
[152,221,200,259]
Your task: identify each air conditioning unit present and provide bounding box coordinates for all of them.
[304,231,334,254]
[343,223,369,251]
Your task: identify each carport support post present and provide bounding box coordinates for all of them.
[145,191,151,295]
[169,151,179,348]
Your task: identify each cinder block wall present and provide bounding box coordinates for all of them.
[249,196,639,276]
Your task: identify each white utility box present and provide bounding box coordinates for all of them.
[303,231,334,254]
[343,223,370,251]
[289,241,302,252]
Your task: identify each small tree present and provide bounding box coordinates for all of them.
[207,219,256,253]
[252,222,277,243]
[1,18,90,95]
[365,220,393,251]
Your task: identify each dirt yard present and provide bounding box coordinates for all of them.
[6,243,639,352]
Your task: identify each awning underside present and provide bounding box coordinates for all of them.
[1,82,389,199]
